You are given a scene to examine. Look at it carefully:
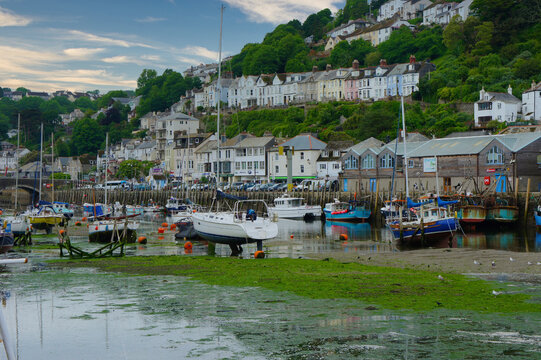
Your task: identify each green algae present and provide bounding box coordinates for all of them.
[50,256,540,313]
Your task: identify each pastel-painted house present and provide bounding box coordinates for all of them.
[345,60,362,101]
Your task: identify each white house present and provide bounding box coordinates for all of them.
[316,141,353,180]
[403,0,432,20]
[474,87,522,127]
[233,136,275,182]
[268,134,327,181]
[327,19,370,38]
[193,135,217,180]
[522,81,541,122]
[422,1,472,26]
[156,110,200,161]
[377,0,407,22]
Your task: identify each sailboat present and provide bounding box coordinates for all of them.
[4,114,31,238]
[192,6,278,254]
[28,124,66,234]
[386,93,457,244]
[88,133,139,243]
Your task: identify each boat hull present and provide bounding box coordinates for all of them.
[457,205,487,224]
[175,220,199,240]
[486,206,519,223]
[323,208,371,222]
[88,221,139,243]
[0,232,14,253]
[271,206,322,220]
[388,217,457,242]
[192,212,278,245]
[535,212,541,231]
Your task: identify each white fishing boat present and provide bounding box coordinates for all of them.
[270,194,321,220]
[192,196,278,254]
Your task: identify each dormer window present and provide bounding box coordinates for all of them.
[487,146,503,164]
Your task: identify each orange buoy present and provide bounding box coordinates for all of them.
[158,236,164,240]
[137,236,147,244]
[75,221,81,226]
[158,227,165,234]
[59,229,65,235]
[82,217,87,222]
[161,222,168,228]
[254,250,265,259]
[290,234,294,239]
[170,224,177,230]
[184,241,192,250]
[339,233,348,241]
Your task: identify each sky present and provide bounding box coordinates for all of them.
[0,0,345,93]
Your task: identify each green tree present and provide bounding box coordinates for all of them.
[70,118,105,155]
[137,69,158,90]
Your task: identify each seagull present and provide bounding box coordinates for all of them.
[474,260,480,265]
[492,261,496,267]
[492,290,503,296]
[527,261,533,265]
[437,275,444,281]
[509,257,514,262]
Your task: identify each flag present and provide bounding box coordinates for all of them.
[107,168,112,174]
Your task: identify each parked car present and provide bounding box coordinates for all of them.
[231,182,244,191]
[243,182,255,191]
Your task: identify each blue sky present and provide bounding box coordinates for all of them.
[0,0,345,93]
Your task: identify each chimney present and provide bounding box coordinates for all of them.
[480,87,485,101]
[352,59,359,70]
[507,85,513,95]
[409,54,416,64]
[312,65,318,73]
[326,64,332,71]
[379,59,387,66]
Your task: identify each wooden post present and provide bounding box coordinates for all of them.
[514,177,519,201]
[374,179,380,223]
[523,178,531,224]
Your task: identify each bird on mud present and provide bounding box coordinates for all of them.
[509,257,514,262]
[492,290,503,296]
[474,260,481,265]
[437,275,444,281]
[492,261,496,267]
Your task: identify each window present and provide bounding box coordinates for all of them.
[247,161,253,170]
[259,148,264,155]
[478,102,492,111]
[300,165,304,173]
[408,160,414,168]
[275,165,279,173]
[333,163,340,170]
[344,155,358,169]
[275,153,279,160]
[320,163,327,170]
[361,154,375,169]
[242,162,247,170]
[380,154,394,168]
[247,148,253,156]
[254,162,258,169]
[300,152,305,160]
[487,146,503,164]
[260,161,265,169]
[333,151,340,157]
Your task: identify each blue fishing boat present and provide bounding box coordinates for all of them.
[323,199,371,222]
[387,198,458,243]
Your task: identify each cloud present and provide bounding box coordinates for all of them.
[223,0,342,24]
[66,30,155,49]
[135,16,166,23]
[0,6,32,27]
[177,56,202,66]
[63,47,105,59]
[0,45,136,91]
[182,46,219,61]
[102,55,159,66]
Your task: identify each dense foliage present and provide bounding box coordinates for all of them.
[219,101,471,142]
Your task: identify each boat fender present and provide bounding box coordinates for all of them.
[339,233,348,241]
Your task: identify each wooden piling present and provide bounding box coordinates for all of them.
[523,178,531,224]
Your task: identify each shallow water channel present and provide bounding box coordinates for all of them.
[1,216,540,359]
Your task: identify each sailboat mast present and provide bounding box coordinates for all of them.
[216,4,223,186]
[400,94,409,199]
[39,122,43,203]
[105,133,109,206]
[51,133,54,203]
[15,114,20,211]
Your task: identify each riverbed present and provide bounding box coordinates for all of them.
[1,216,540,359]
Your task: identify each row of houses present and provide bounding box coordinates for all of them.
[1,90,99,102]
[377,0,473,25]
[188,57,435,110]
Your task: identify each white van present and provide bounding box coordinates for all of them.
[104,180,128,190]
[294,179,325,191]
